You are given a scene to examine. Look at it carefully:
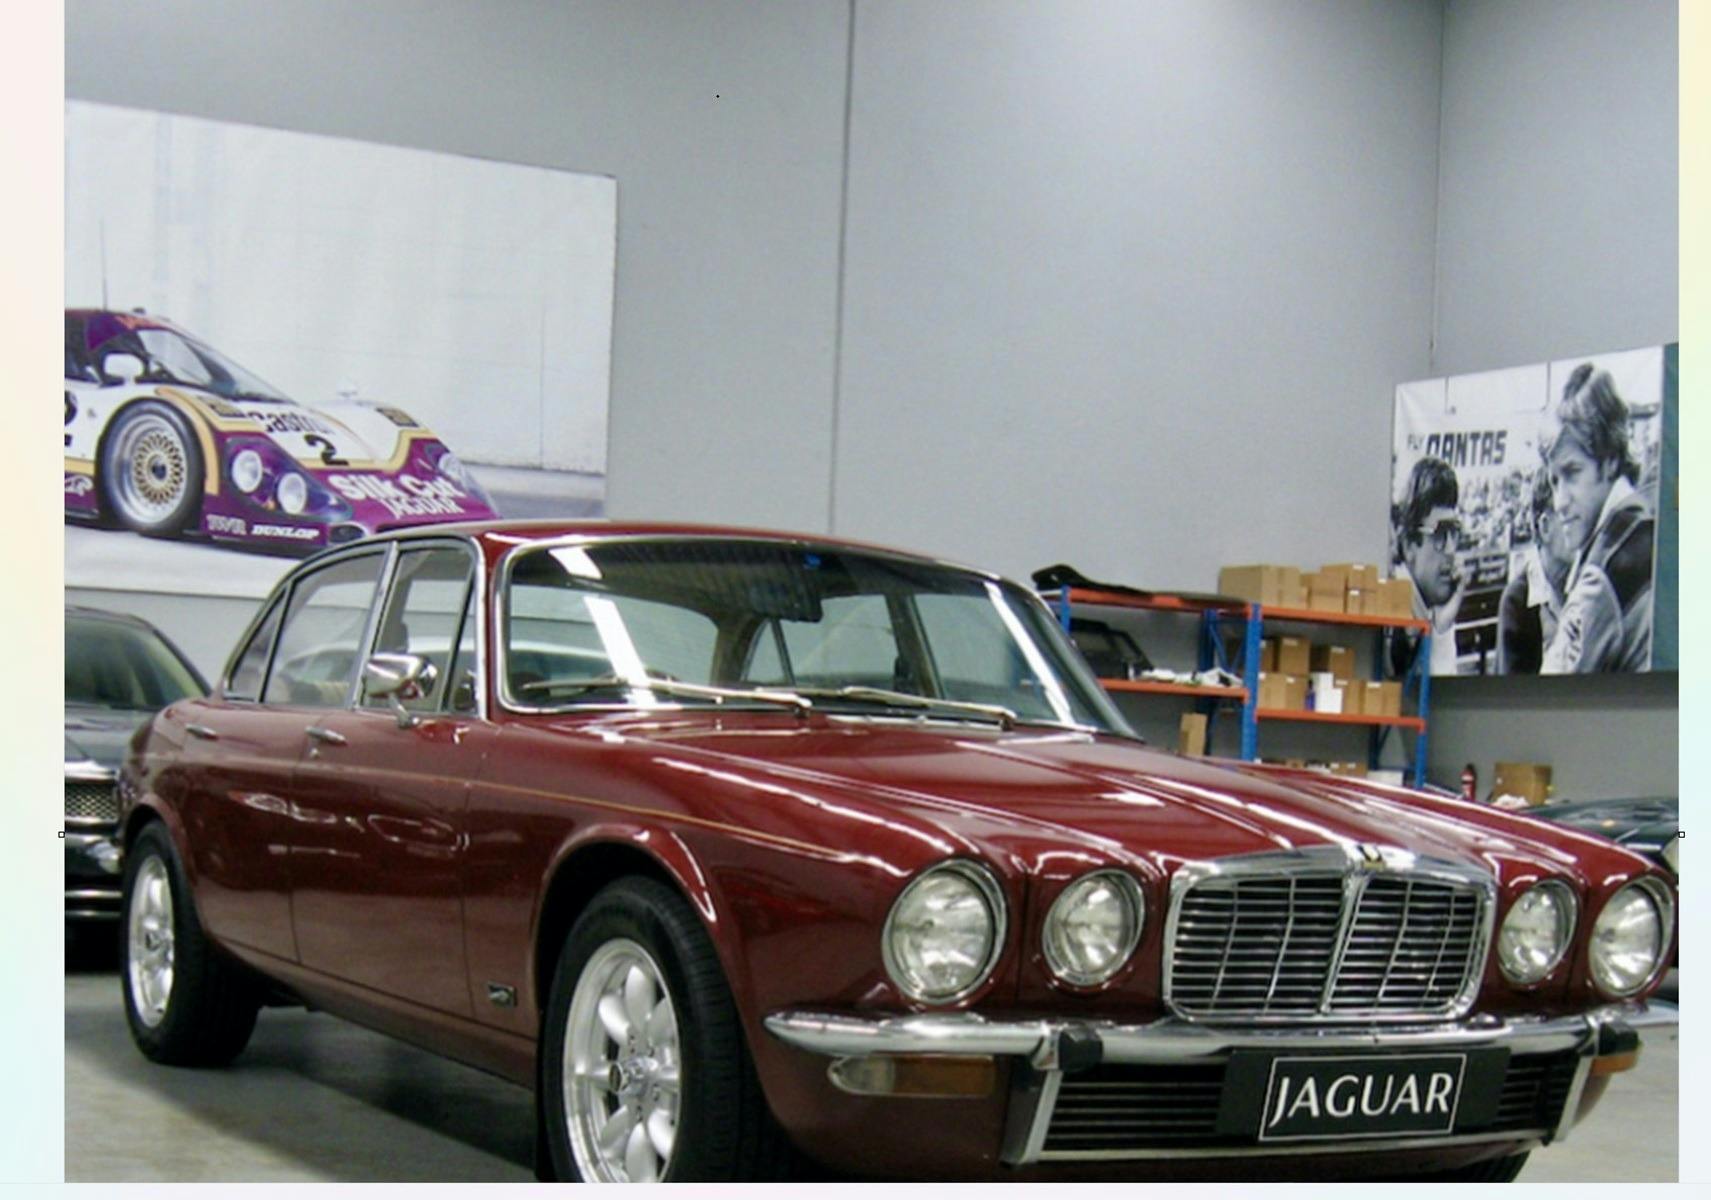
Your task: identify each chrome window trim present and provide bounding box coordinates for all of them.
[1160,844,1498,1024]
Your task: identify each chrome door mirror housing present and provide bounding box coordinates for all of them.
[363,653,439,727]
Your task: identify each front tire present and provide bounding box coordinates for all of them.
[541,877,789,1182]
[99,400,204,535]
[121,823,259,1066]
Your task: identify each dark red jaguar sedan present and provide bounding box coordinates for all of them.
[117,521,1676,1182]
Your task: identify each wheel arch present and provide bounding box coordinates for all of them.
[530,826,730,1024]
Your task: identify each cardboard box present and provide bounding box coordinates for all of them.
[1218,564,1301,607]
[1305,569,1344,612]
[1258,672,1286,710]
[1308,672,1342,714]
[1260,638,1279,673]
[1377,680,1403,717]
[1310,644,1355,681]
[1328,761,1368,778]
[1344,586,1366,615]
[1178,712,1208,757]
[1492,762,1553,806]
[1353,680,1384,716]
[1282,673,1308,711]
[1380,578,1413,619]
[1283,580,1309,609]
[1324,562,1381,591]
[1276,636,1310,676]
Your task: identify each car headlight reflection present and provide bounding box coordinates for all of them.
[231,449,264,494]
[882,862,1005,1004]
[276,472,309,515]
[1496,882,1575,985]
[1043,870,1145,986]
[1590,880,1672,997]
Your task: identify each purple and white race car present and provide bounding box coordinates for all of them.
[64,309,499,553]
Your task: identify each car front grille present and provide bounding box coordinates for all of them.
[1165,852,1491,1022]
[65,778,120,824]
[1037,1052,1574,1157]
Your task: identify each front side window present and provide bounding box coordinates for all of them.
[362,546,476,713]
[501,539,1129,733]
[262,553,386,708]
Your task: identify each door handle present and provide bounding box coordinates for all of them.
[305,725,348,747]
[185,723,220,741]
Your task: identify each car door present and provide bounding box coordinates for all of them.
[167,593,307,961]
[286,540,493,1016]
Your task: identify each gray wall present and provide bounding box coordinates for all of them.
[1428,0,1677,799]
[67,0,1676,800]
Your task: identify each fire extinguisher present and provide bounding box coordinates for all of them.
[1461,763,1478,803]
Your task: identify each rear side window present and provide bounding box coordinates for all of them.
[262,553,386,708]
[225,599,284,701]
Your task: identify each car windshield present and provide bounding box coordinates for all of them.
[94,325,291,402]
[503,539,1133,734]
[65,614,206,711]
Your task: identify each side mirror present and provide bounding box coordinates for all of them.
[363,652,439,727]
[102,353,145,384]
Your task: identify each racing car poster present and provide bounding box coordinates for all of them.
[65,101,615,597]
[1390,344,1675,676]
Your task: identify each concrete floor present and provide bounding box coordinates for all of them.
[65,941,1678,1183]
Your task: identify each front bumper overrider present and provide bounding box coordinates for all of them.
[765,1002,1676,1165]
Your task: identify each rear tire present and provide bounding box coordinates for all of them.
[540,876,790,1181]
[121,823,259,1066]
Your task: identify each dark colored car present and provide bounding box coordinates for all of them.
[117,523,1676,1182]
[1538,797,1679,874]
[65,606,207,922]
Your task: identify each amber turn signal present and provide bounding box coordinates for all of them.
[827,1054,998,1098]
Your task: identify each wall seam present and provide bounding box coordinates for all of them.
[826,0,857,535]
[1428,0,1450,376]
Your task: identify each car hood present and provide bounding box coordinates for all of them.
[568,714,1617,881]
[65,704,153,770]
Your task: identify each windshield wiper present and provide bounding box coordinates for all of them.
[786,685,1018,730]
[518,674,813,714]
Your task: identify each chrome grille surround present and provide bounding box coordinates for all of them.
[64,760,119,826]
[1163,845,1497,1024]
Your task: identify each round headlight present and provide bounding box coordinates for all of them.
[231,449,264,494]
[1590,880,1672,997]
[1043,870,1145,986]
[882,862,1006,1004]
[1496,882,1575,984]
[276,472,309,515]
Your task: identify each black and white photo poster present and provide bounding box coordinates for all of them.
[1392,346,1669,676]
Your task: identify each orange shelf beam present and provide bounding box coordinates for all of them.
[1255,708,1425,731]
[1097,679,1247,700]
[1256,605,1429,633]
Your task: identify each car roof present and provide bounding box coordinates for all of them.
[326,520,1000,579]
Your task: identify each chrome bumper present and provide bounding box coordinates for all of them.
[764,1003,1677,1165]
[64,830,123,919]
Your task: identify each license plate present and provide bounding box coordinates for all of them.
[1255,1053,1466,1142]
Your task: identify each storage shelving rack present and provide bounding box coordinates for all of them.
[1044,587,1434,786]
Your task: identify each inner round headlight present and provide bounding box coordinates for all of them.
[1496,882,1575,984]
[1044,870,1145,986]
[882,862,1005,1004]
[231,448,264,494]
[1590,880,1672,997]
[276,472,309,515]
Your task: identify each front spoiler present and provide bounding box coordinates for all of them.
[764,1002,1676,1165]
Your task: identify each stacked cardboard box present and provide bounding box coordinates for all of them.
[1178,712,1208,757]
[1219,561,1413,618]
[1491,762,1552,806]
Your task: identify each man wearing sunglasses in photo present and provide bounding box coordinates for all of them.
[1388,455,1466,676]
[1539,365,1655,673]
